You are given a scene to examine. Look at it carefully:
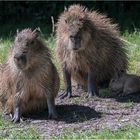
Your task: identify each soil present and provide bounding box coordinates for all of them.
[3,86,140,139]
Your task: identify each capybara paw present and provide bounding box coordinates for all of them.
[86,92,99,98]
[11,108,21,123]
[86,94,93,98]
[11,114,20,123]
[48,112,58,120]
[119,92,126,97]
[87,91,94,98]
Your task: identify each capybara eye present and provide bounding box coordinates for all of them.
[26,40,34,47]
[30,40,35,46]
[17,37,22,42]
[70,35,75,42]
[111,79,115,83]
[30,40,34,45]
[70,35,74,39]
[22,51,27,54]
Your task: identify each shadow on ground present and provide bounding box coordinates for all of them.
[114,92,140,103]
[99,88,140,103]
[23,104,102,124]
[57,104,102,123]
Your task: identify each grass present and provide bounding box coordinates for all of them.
[120,100,134,109]
[52,125,140,139]
[123,30,140,74]
[99,89,111,97]
[0,114,41,139]
[0,27,140,139]
[0,39,11,63]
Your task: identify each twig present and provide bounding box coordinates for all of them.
[51,16,55,33]
[64,6,67,11]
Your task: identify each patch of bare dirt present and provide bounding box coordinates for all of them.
[19,87,140,139]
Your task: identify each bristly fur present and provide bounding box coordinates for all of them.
[0,28,60,115]
[55,4,128,86]
[109,72,140,96]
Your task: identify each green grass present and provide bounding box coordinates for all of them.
[99,89,111,97]
[52,125,140,139]
[123,30,140,74]
[0,28,140,139]
[0,39,12,63]
[0,114,41,139]
[120,100,134,109]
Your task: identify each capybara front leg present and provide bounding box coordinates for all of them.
[12,92,22,123]
[87,71,99,98]
[47,95,58,119]
[59,67,72,99]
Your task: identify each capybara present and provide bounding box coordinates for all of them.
[55,4,128,98]
[109,71,140,96]
[0,29,60,122]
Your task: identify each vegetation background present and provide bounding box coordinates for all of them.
[0,1,140,37]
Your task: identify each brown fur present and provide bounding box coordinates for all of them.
[55,4,128,87]
[109,71,140,96]
[0,29,60,116]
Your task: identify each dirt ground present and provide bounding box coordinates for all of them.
[18,86,140,139]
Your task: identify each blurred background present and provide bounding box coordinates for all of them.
[0,1,140,37]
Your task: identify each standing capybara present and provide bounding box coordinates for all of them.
[109,71,140,96]
[55,4,128,98]
[0,29,60,122]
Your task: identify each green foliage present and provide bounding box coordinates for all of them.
[0,39,11,63]
[123,30,140,74]
[0,2,140,32]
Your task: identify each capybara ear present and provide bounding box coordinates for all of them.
[120,69,126,73]
[16,29,19,34]
[32,27,41,38]
[115,70,124,79]
[64,6,67,11]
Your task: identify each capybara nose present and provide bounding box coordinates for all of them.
[14,54,26,61]
[73,47,78,50]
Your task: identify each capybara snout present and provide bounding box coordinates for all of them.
[14,53,27,69]
[69,32,81,50]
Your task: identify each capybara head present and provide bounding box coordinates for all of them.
[60,5,92,51]
[13,28,40,70]
[109,70,125,94]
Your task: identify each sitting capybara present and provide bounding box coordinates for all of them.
[109,71,140,96]
[0,29,60,122]
[55,4,128,98]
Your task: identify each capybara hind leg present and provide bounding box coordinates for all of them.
[87,72,99,98]
[4,96,14,115]
[47,96,58,119]
[12,92,22,123]
[59,67,72,99]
